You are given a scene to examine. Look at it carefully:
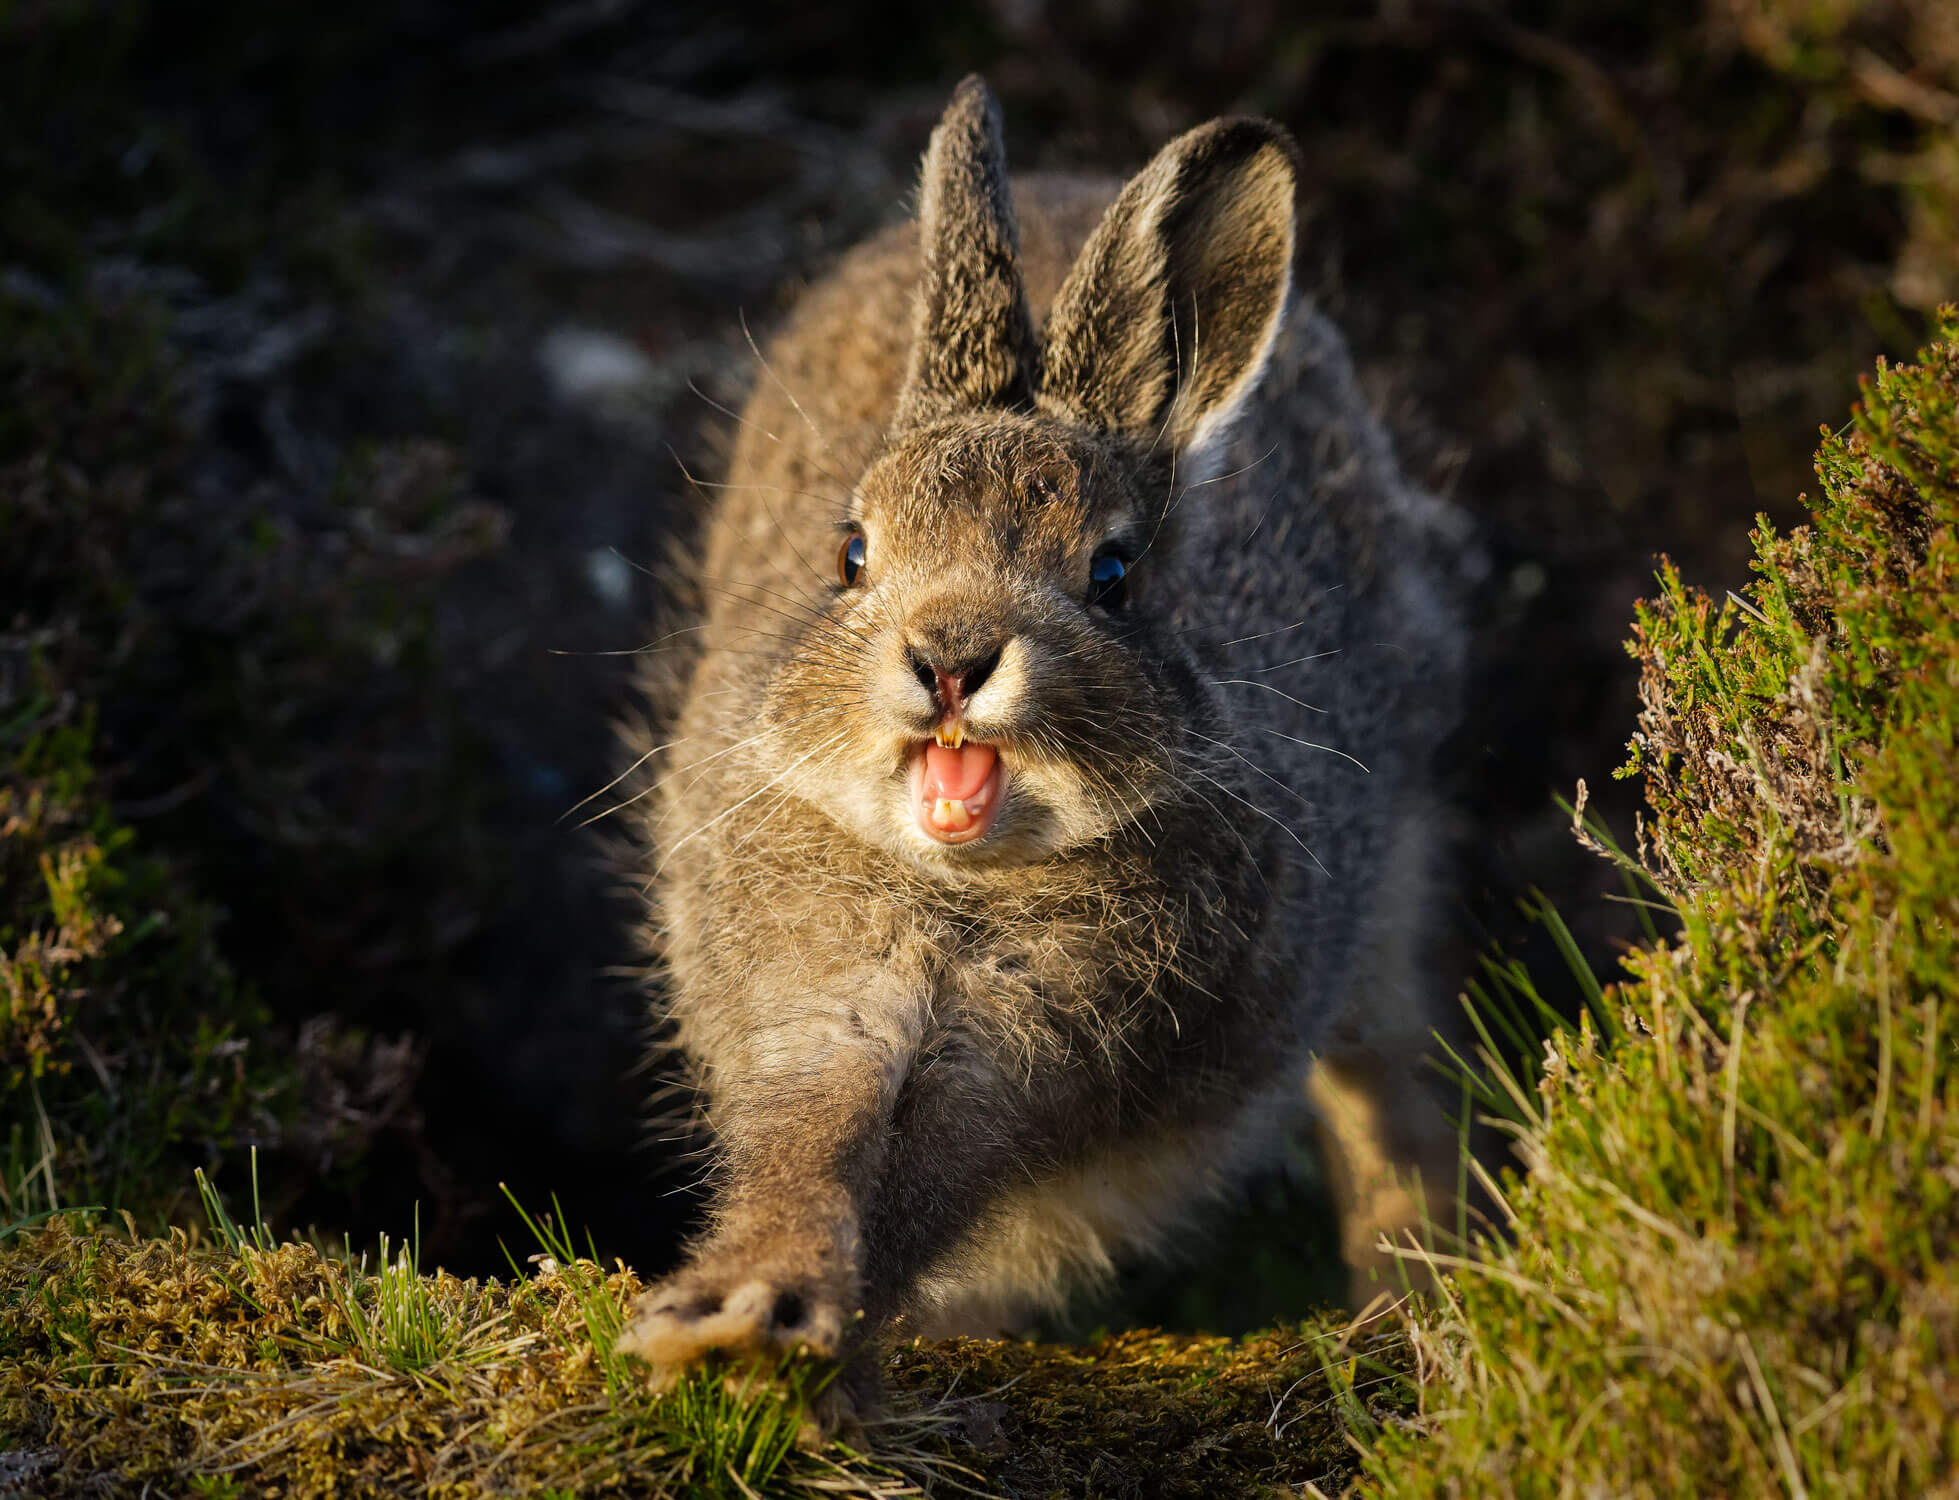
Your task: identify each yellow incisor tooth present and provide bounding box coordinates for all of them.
[950,723,964,749]
[933,721,965,749]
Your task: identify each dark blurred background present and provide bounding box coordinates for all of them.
[3,0,1952,1331]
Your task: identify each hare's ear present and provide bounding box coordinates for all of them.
[891,76,1039,432]
[1038,119,1297,458]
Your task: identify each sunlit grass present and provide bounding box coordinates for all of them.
[1355,311,1959,1498]
[0,1162,949,1498]
[0,1159,1387,1497]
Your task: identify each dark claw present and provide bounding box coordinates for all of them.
[770,1290,807,1329]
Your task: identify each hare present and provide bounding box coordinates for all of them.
[616,76,1471,1408]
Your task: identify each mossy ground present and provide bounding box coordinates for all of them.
[0,1207,1387,1497]
[888,1323,1414,1497]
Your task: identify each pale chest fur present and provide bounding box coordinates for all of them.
[659,791,1275,1093]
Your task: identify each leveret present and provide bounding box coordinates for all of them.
[618,76,1471,1414]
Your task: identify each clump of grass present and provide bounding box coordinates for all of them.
[1354,311,1959,1495]
[192,1151,274,1258]
[316,1202,536,1385]
[495,1185,956,1494]
[499,1183,638,1397]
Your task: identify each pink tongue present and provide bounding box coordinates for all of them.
[922,742,998,801]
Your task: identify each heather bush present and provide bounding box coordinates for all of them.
[1361,311,1959,1497]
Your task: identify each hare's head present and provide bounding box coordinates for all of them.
[769,77,1298,870]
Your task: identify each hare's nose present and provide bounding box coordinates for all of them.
[908,643,1003,717]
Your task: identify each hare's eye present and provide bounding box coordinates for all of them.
[1088,549,1128,609]
[838,530,867,587]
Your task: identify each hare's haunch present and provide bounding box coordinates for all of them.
[617,76,1471,1421]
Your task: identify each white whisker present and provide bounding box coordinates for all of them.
[1254,649,1341,674]
[741,309,861,478]
[1187,764,1330,881]
[1261,727,1370,773]
[655,732,847,874]
[1183,442,1279,493]
[684,376,859,498]
[560,738,673,824]
[1210,679,1327,713]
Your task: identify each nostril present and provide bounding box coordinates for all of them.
[907,646,937,696]
[909,640,1006,714]
[959,646,1002,700]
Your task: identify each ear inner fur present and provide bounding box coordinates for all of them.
[1037,118,1298,458]
[892,75,1041,431]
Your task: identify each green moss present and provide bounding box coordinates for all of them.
[1356,314,1959,1495]
[889,1320,1409,1497]
[0,1214,884,1499]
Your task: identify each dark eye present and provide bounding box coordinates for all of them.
[838,530,866,587]
[1088,549,1128,609]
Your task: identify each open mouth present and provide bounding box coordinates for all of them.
[908,739,1006,845]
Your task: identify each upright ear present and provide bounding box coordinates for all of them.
[891,76,1040,432]
[1038,119,1297,458]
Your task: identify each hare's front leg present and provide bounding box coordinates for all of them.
[616,973,923,1406]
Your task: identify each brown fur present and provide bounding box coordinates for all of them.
[614,77,1473,1416]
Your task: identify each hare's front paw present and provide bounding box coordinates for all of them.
[616,1258,849,1389]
